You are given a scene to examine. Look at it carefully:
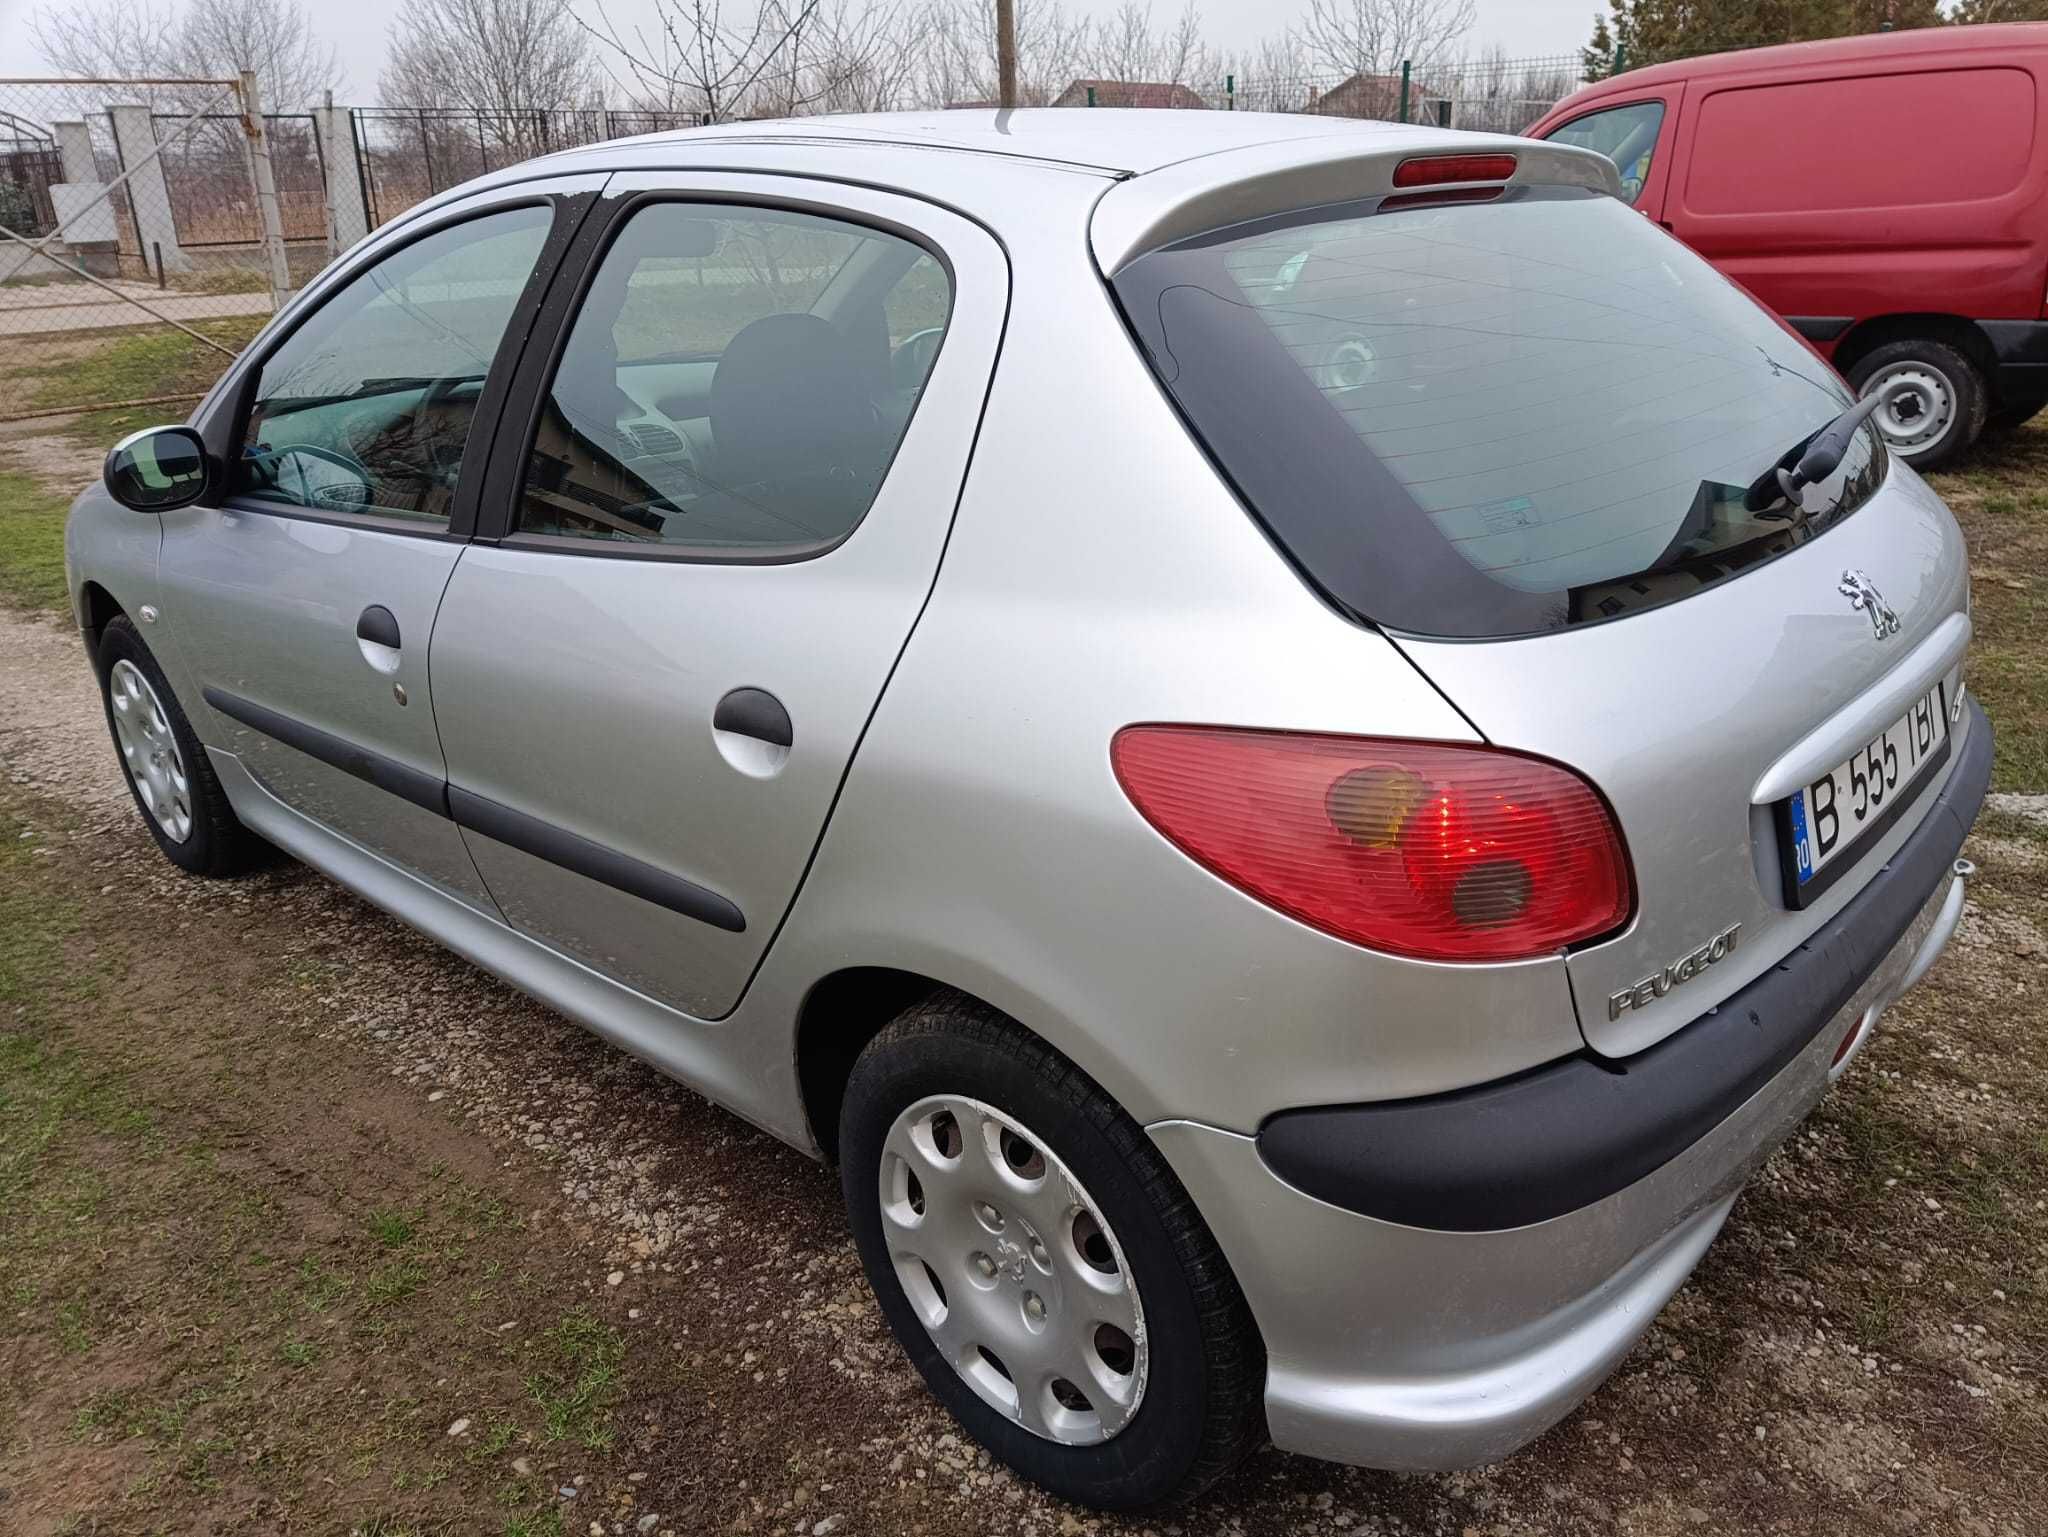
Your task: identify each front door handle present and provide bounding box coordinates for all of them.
[356,604,403,679]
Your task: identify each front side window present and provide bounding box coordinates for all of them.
[231,204,553,524]
[516,202,951,553]
[1545,101,1665,204]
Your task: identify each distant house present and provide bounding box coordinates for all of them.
[1052,79,1208,110]
[1307,70,1446,122]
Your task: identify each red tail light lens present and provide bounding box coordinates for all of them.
[1391,152,1518,188]
[1111,727,1633,962]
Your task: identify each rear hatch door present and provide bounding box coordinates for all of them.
[1103,164,1974,1057]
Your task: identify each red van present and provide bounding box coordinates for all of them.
[1527,24,2048,469]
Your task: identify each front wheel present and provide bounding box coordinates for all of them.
[840,995,1265,1509]
[97,615,265,877]
[1847,338,1986,471]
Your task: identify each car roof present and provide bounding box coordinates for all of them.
[1560,19,2048,99]
[574,108,1487,177]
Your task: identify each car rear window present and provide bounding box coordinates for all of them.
[1110,186,1884,638]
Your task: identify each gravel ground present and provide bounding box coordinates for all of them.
[3,593,2044,1535]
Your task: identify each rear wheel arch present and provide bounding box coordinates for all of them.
[1831,313,1997,390]
[795,966,948,1160]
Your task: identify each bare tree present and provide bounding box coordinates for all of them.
[1216,32,1315,109]
[1294,0,1474,78]
[29,0,182,86]
[31,0,337,109]
[1081,1,1213,88]
[383,0,605,122]
[175,0,339,108]
[914,0,1083,107]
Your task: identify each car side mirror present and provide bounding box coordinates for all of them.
[103,425,209,513]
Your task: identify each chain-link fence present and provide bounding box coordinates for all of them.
[1165,53,1587,133]
[0,74,304,417]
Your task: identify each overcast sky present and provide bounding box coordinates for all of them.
[0,0,1598,103]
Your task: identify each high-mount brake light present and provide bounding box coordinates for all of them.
[1390,153,1518,189]
[1111,727,1633,963]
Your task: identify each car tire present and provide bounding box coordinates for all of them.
[97,615,266,877]
[840,993,1266,1510]
[1846,338,1987,471]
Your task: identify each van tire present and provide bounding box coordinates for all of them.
[1846,338,1986,471]
[840,994,1266,1509]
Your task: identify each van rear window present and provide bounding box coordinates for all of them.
[1110,187,1884,638]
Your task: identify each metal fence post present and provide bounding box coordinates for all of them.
[1613,43,1626,76]
[1398,60,1411,123]
[239,71,294,305]
[1226,74,1235,111]
[1087,86,1097,107]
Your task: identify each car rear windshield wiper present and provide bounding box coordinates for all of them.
[1742,393,1884,514]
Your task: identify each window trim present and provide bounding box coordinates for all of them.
[198,182,604,542]
[476,182,959,565]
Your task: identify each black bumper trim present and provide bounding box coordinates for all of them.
[1979,319,2048,367]
[1257,698,1992,1234]
[1787,316,1854,343]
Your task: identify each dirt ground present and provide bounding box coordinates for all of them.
[1,402,2045,1533]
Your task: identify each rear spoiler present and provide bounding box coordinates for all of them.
[1088,127,1622,275]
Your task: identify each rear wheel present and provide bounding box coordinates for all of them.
[97,616,265,877]
[840,995,1265,1509]
[1846,338,1986,471]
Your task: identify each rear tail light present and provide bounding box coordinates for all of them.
[1391,153,1518,189]
[1111,727,1633,963]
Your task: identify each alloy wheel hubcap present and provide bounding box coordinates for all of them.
[1862,361,1955,456]
[108,659,193,843]
[878,1094,1147,1445]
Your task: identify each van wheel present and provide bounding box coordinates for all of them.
[98,616,266,877]
[839,994,1266,1509]
[1847,339,1986,471]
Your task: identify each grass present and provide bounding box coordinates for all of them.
[0,466,70,615]
[526,1310,625,1449]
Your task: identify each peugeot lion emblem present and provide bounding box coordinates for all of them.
[1839,568,1901,640]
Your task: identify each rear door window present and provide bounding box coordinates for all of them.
[1110,187,1884,638]
[514,202,951,553]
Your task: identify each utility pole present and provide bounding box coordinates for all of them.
[996,0,1018,108]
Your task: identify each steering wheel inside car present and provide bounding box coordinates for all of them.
[890,327,945,392]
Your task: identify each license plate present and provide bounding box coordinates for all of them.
[1781,685,1948,907]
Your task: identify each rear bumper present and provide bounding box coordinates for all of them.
[1256,696,1992,1232]
[1148,699,1989,1471]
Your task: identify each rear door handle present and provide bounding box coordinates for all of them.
[357,605,401,649]
[356,604,403,678]
[713,687,792,746]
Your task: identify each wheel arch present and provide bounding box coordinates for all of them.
[78,580,127,670]
[794,966,952,1162]
[1831,312,1998,392]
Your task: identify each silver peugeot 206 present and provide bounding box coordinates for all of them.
[68,111,1990,1508]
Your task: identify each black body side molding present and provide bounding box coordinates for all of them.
[204,686,448,816]
[1786,316,1853,343]
[1257,699,1992,1233]
[447,786,746,933]
[203,687,745,934]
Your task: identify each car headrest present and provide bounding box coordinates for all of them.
[709,312,877,488]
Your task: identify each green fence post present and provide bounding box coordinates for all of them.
[1398,60,1411,123]
[1226,73,1235,111]
[1612,43,1626,77]
[1087,86,1097,108]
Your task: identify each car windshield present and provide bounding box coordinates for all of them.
[1110,186,1885,638]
